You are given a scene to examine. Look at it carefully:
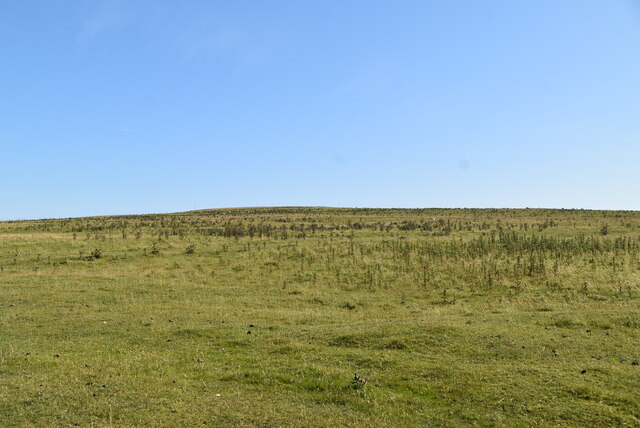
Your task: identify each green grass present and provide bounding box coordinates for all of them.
[1,207,639,426]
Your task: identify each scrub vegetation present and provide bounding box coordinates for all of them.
[1,207,639,426]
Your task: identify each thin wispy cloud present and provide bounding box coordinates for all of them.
[332,80,371,97]
[179,24,248,63]
[234,45,275,74]
[77,1,131,45]
[181,25,276,73]
[331,74,399,99]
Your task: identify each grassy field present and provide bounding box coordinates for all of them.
[1,207,639,426]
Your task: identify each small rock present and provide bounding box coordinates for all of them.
[247,330,252,334]
[249,324,255,328]
[586,329,591,333]
[54,354,60,358]
[580,370,587,374]
[197,359,204,363]
[632,361,639,366]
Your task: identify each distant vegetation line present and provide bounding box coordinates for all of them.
[2,205,640,224]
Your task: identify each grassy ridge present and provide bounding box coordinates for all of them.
[1,207,639,426]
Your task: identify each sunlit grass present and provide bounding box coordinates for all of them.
[1,208,639,426]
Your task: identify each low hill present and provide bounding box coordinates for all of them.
[1,207,639,426]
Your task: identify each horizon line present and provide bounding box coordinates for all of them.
[2,205,640,223]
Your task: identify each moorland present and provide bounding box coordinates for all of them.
[1,207,639,426]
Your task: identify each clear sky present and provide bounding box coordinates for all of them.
[2,1,640,220]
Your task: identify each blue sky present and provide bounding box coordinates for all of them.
[2,1,640,220]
